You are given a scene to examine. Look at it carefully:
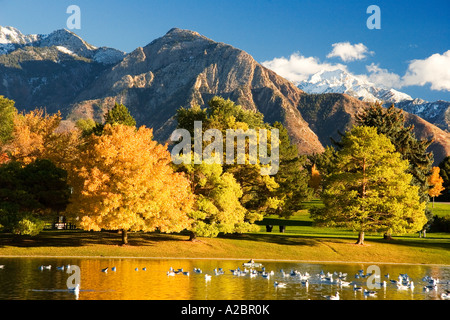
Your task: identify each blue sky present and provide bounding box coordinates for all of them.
[0,0,449,101]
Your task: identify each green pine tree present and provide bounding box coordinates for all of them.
[355,103,433,230]
[311,126,427,245]
[104,102,137,127]
[0,96,17,145]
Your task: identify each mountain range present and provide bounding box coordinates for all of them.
[298,69,450,131]
[0,26,449,164]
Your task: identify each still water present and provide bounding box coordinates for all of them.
[0,257,448,300]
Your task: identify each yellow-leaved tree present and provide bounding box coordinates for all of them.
[68,124,194,245]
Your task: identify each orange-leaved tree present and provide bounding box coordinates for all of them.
[67,124,194,245]
[5,109,81,170]
[428,166,445,208]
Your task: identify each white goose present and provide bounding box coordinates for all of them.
[39,265,52,270]
[338,278,351,287]
[324,292,340,300]
[441,291,450,300]
[274,281,287,288]
[204,274,212,281]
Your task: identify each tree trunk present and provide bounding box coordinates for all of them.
[189,231,197,241]
[383,232,392,240]
[121,229,128,245]
[356,231,364,245]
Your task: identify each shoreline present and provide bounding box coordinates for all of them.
[1,255,449,267]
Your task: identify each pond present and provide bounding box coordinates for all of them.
[0,257,449,300]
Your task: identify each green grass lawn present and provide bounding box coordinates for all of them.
[0,201,449,265]
[428,201,450,217]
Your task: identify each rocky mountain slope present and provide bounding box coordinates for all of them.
[0,26,448,163]
[297,93,450,164]
[67,28,324,154]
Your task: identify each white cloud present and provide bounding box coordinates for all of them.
[402,50,450,91]
[261,52,347,84]
[262,49,450,93]
[361,63,403,89]
[326,42,373,62]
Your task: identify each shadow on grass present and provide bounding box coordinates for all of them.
[0,230,187,248]
[366,236,450,251]
[218,231,450,253]
[218,232,343,247]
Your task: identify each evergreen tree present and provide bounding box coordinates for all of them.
[356,103,433,230]
[81,102,137,136]
[0,159,70,236]
[270,121,311,217]
[0,96,17,145]
[438,156,450,200]
[104,102,137,127]
[355,103,433,203]
[311,126,427,245]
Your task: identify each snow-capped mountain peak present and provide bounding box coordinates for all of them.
[299,69,413,104]
[0,26,41,45]
[0,25,125,65]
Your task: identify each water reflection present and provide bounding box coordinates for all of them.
[0,257,448,300]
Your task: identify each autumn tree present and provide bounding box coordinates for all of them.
[310,126,427,245]
[5,109,61,164]
[175,96,311,223]
[428,166,445,208]
[67,124,194,245]
[308,164,321,195]
[176,161,258,240]
[2,108,81,172]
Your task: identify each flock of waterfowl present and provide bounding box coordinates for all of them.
[153,263,450,300]
[1,262,449,300]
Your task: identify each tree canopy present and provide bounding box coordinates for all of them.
[0,159,70,235]
[174,96,311,238]
[67,124,194,244]
[311,126,427,244]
